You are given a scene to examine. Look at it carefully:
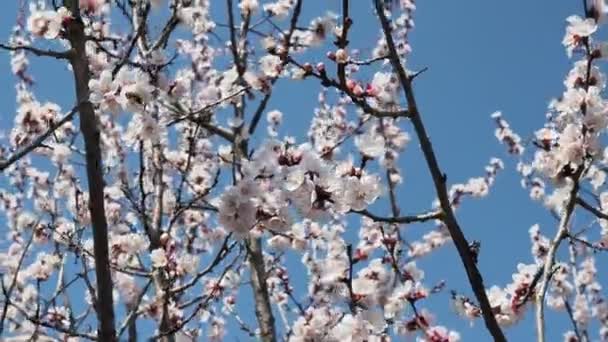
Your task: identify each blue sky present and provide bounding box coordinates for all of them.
[0,1,605,341]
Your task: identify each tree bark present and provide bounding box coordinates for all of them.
[65,13,117,342]
[246,237,276,342]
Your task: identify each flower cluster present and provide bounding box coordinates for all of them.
[487,1,608,340]
[4,0,608,341]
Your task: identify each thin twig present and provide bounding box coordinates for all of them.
[353,208,443,224]
[576,196,608,220]
[0,43,71,59]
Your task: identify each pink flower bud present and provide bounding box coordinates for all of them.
[365,84,377,96]
[353,84,364,97]
[346,79,356,91]
[335,49,348,64]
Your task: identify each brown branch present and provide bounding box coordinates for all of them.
[131,0,151,54]
[348,55,388,66]
[536,3,595,338]
[151,10,180,51]
[564,299,584,342]
[65,15,116,341]
[245,237,277,342]
[149,141,175,342]
[336,0,351,86]
[576,196,608,220]
[353,208,442,224]
[372,1,506,340]
[345,244,357,314]
[110,26,144,77]
[0,42,71,59]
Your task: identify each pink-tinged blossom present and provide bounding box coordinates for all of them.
[329,312,386,341]
[370,72,400,107]
[89,70,122,114]
[150,248,168,268]
[46,306,70,329]
[80,0,108,15]
[563,16,598,57]
[529,224,550,264]
[355,129,385,158]
[573,293,591,327]
[263,0,295,19]
[492,111,524,155]
[115,68,155,113]
[343,173,382,211]
[304,12,338,46]
[4,0,608,340]
[115,272,140,305]
[259,54,283,78]
[218,181,259,237]
[239,0,259,15]
[27,6,71,40]
[178,1,215,36]
[352,258,393,306]
[422,325,461,342]
[27,252,61,280]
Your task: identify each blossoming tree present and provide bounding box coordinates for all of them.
[0,0,606,341]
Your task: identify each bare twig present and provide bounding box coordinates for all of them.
[0,42,71,59]
[576,196,608,220]
[352,208,442,224]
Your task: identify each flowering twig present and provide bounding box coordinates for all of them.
[0,231,35,336]
[536,170,582,342]
[0,103,79,171]
[373,1,506,340]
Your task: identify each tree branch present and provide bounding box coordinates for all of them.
[245,237,276,342]
[65,15,117,341]
[372,1,506,340]
[576,196,608,220]
[353,208,442,224]
[0,42,71,59]
[535,172,582,342]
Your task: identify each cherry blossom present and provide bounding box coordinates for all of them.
[1,1,608,341]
